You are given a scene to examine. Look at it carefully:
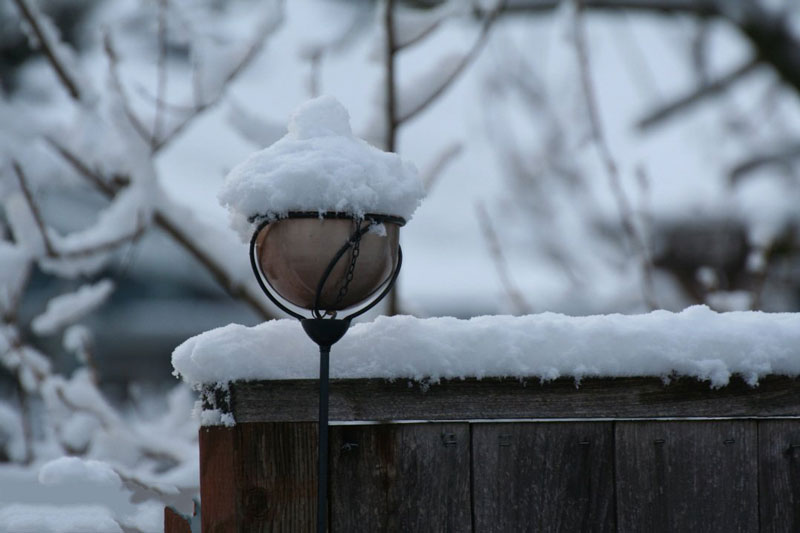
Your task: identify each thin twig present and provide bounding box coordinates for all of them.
[152,0,169,150]
[497,0,718,15]
[153,12,282,153]
[729,142,800,183]
[12,161,56,257]
[46,137,117,196]
[572,4,658,309]
[0,319,34,464]
[103,31,151,144]
[637,58,760,130]
[307,49,322,98]
[16,381,34,464]
[476,203,532,314]
[421,142,462,192]
[396,2,504,125]
[392,10,445,53]
[133,83,198,114]
[11,0,82,100]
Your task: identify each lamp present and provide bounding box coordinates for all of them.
[225,95,422,532]
[249,211,404,533]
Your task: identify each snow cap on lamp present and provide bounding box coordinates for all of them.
[219,95,425,241]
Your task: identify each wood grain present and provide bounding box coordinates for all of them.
[164,507,192,533]
[758,420,800,532]
[329,423,472,532]
[615,420,758,532]
[235,422,317,532]
[200,426,237,533]
[200,423,317,532]
[471,422,615,533]
[229,376,800,423]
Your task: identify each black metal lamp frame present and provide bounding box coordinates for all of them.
[249,211,403,533]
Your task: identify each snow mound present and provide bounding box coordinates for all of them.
[38,457,121,488]
[172,306,800,390]
[0,504,121,533]
[218,95,424,240]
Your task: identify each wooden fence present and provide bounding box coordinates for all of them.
[171,375,800,532]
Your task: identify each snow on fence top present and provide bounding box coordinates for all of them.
[172,306,800,388]
[218,95,425,241]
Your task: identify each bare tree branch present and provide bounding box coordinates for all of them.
[12,161,56,258]
[384,0,398,152]
[572,4,657,309]
[476,202,532,314]
[503,1,800,101]
[11,0,82,101]
[421,141,462,192]
[729,141,800,183]
[45,138,117,196]
[152,13,282,154]
[637,58,760,130]
[102,31,151,144]
[152,0,169,150]
[396,2,503,125]
[499,0,717,16]
[392,7,447,53]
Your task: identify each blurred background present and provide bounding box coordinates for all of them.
[0,0,799,526]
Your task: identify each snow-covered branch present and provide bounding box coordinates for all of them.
[47,140,275,319]
[32,280,115,335]
[10,0,87,102]
[11,161,56,258]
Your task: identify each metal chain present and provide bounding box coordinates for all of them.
[331,219,367,310]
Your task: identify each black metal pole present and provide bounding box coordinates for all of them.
[317,345,330,533]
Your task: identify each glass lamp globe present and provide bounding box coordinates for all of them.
[252,215,402,313]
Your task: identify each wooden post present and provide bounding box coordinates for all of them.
[199,423,317,531]
[164,507,192,533]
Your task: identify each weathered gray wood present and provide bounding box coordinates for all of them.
[229,376,800,422]
[329,423,472,532]
[758,420,800,532]
[472,422,615,532]
[615,421,758,532]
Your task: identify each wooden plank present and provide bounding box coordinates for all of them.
[164,507,192,533]
[615,420,758,532]
[200,423,317,532]
[230,375,800,422]
[234,422,317,532]
[329,423,472,532]
[758,420,800,531]
[472,422,615,532]
[200,426,237,533]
